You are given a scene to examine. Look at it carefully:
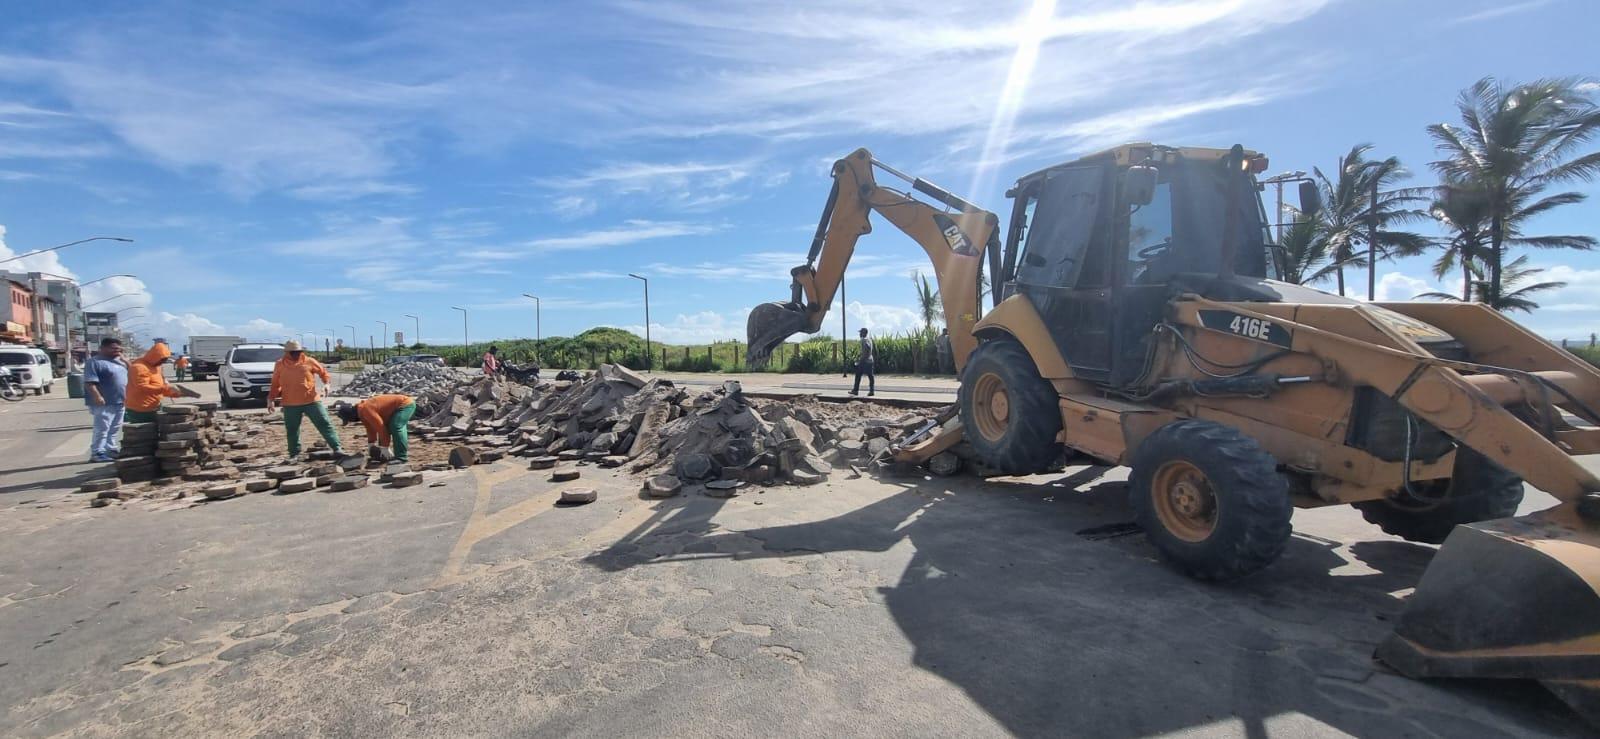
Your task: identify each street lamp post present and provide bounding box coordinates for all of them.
[343,324,356,349]
[627,274,651,371]
[404,314,420,348]
[0,236,133,267]
[521,294,541,364]
[451,306,468,351]
[377,320,388,349]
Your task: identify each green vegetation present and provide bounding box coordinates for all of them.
[325,325,957,375]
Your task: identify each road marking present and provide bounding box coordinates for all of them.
[46,431,93,458]
[433,464,552,586]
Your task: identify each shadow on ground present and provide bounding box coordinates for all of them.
[583,467,1584,738]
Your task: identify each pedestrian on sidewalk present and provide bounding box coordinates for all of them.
[849,327,876,397]
[482,345,501,376]
[335,394,416,462]
[268,339,344,461]
[82,337,128,462]
[935,327,953,375]
[125,339,186,424]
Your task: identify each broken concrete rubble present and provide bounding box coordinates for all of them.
[401,365,947,490]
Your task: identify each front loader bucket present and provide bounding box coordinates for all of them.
[745,301,810,370]
[1378,505,1600,725]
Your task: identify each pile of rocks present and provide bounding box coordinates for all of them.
[413,364,948,495]
[333,362,464,417]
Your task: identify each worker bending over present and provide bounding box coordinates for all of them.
[268,340,345,460]
[125,340,187,423]
[336,394,416,462]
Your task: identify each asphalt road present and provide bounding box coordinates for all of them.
[0,380,1590,737]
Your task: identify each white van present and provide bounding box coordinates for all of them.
[0,346,54,395]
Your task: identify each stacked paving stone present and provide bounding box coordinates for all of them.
[115,421,160,483]
[154,402,234,482]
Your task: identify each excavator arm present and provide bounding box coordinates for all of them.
[745,148,1001,370]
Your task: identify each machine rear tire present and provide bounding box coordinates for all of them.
[958,339,1061,475]
[1353,448,1523,544]
[1129,420,1293,581]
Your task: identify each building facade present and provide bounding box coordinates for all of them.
[2,279,36,342]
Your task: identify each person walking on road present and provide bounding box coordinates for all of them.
[335,394,416,463]
[268,340,344,460]
[482,345,500,376]
[849,327,876,397]
[174,354,189,382]
[82,338,128,462]
[125,340,189,424]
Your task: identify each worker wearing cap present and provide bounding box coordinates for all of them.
[268,340,344,460]
[335,394,416,462]
[125,340,186,423]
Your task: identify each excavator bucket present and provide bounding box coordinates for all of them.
[745,301,810,370]
[1379,504,1600,724]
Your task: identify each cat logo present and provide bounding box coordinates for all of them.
[933,213,975,255]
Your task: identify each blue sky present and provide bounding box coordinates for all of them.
[0,0,1596,349]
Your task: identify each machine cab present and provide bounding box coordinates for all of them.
[999,144,1277,386]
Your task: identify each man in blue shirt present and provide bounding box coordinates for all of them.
[83,338,129,462]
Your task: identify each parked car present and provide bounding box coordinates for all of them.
[383,354,416,366]
[0,346,54,395]
[218,342,284,408]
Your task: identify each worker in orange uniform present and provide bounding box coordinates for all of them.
[267,340,344,460]
[125,340,189,423]
[335,394,416,462]
[174,354,190,382]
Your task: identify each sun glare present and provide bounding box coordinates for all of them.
[967,0,1058,201]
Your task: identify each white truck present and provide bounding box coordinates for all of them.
[184,335,242,381]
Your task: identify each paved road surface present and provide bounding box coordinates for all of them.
[0,381,1589,737]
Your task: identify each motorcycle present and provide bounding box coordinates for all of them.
[0,368,24,402]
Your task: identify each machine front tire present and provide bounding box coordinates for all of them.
[1353,448,1524,544]
[958,339,1062,475]
[1129,420,1293,581]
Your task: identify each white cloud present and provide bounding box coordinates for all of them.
[622,310,746,344]
[288,180,420,201]
[273,217,419,257]
[643,252,926,282]
[300,287,372,297]
[547,270,628,281]
[525,220,721,251]
[237,318,291,338]
[1447,0,1552,25]
[538,159,773,212]
[550,195,598,220]
[1373,272,1439,302]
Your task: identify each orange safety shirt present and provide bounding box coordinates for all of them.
[175,356,189,369]
[358,394,414,446]
[126,343,183,412]
[269,353,331,406]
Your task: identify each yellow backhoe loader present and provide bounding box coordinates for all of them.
[747,145,1600,724]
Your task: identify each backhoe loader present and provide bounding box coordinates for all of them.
[747,145,1600,724]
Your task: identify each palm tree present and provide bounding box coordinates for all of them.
[1274,211,1342,286]
[1427,77,1600,305]
[1417,255,1566,313]
[911,271,941,331]
[1311,144,1431,297]
[1428,181,1490,301]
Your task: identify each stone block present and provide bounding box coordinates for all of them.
[559,487,598,504]
[329,475,370,491]
[277,478,317,494]
[644,474,682,498]
[528,456,559,470]
[550,468,580,482]
[390,472,423,488]
[80,478,119,493]
[203,482,243,499]
[244,478,279,493]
